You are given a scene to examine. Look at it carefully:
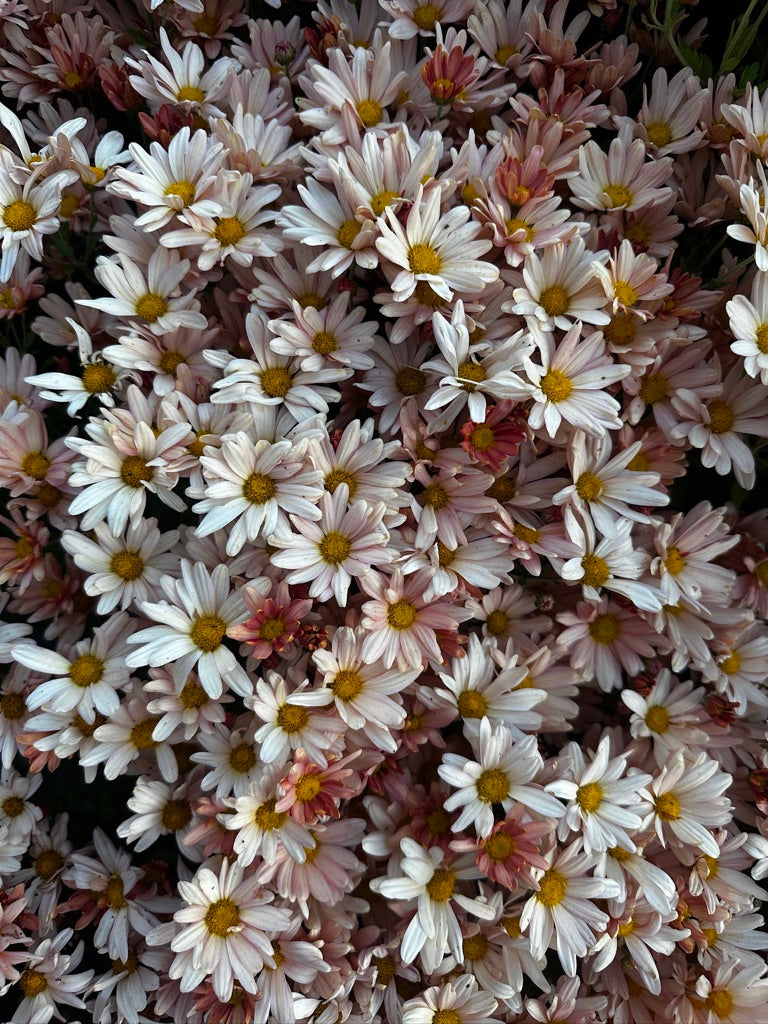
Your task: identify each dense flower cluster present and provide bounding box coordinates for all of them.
[0,0,767,1022]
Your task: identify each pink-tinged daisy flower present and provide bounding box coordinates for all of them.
[402,528,514,601]
[510,237,611,331]
[0,408,73,499]
[312,625,417,752]
[560,509,663,611]
[162,858,291,1002]
[708,623,768,712]
[11,612,132,724]
[639,751,733,859]
[438,719,563,838]
[145,668,232,742]
[376,185,499,303]
[727,165,768,271]
[519,840,621,977]
[269,293,377,373]
[628,66,707,156]
[227,581,312,661]
[78,248,207,336]
[269,485,394,606]
[650,501,738,613]
[0,768,42,843]
[591,895,683,996]
[523,324,630,439]
[570,135,674,212]
[359,568,471,670]
[370,838,495,973]
[592,238,674,318]
[727,270,768,384]
[450,806,551,891]
[252,921,332,1024]
[402,973,503,1024]
[191,432,323,556]
[0,160,78,282]
[117,775,198,853]
[623,339,721,436]
[249,669,342,767]
[694,962,768,1024]
[546,736,652,854]
[357,335,435,434]
[103,323,218,399]
[12,928,93,1024]
[411,461,497,549]
[275,748,360,825]
[126,560,252,698]
[80,692,177,783]
[220,762,314,866]
[108,126,226,232]
[553,430,669,535]
[459,401,528,472]
[379,0,475,39]
[61,517,179,615]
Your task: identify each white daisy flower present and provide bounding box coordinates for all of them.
[727,270,768,383]
[191,723,263,799]
[126,561,254,698]
[248,669,342,768]
[117,775,197,853]
[0,159,78,281]
[438,718,564,838]
[510,237,610,331]
[402,973,502,1024]
[11,929,92,1024]
[268,293,378,373]
[569,135,674,212]
[621,671,709,767]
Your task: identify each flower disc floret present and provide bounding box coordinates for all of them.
[540,369,573,402]
[190,614,227,653]
[3,200,36,231]
[69,654,105,688]
[319,531,352,566]
[204,897,240,937]
[426,867,455,903]
[476,768,509,803]
[408,243,442,275]
[135,293,168,323]
[242,473,276,504]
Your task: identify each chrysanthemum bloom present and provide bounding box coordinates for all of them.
[161,858,291,1002]
[269,293,377,373]
[510,237,611,331]
[628,66,707,156]
[523,324,630,438]
[694,962,768,1024]
[0,158,78,281]
[439,718,564,838]
[191,432,323,556]
[450,806,552,890]
[370,838,495,973]
[79,693,178,782]
[519,841,621,976]
[0,408,73,499]
[376,185,499,303]
[275,749,360,824]
[249,670,342,767]
[569,135,674,212]
[126,560,252,698]
[708,623,768,713]
[727,164,768,271]
[117,775,197,853]
[402,973,502,1024]
[11,928,93,1024]
[640,750,732,859]
[226,581,312,661]
[727,270,768,384]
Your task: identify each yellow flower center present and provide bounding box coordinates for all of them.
[614,280,638,307]
[624,221,650,244]
[110,550,144,581]
[161,798,192,831]
[112,953,139,975]
[59,194,80,219]
[256,617,284,643]
[604,313,636,347]
[502,915,521,938]
[485,609,509,636]
[626,450,649,471]
[456,360,486,391]
[484,831,515,861]
[617,919,635,937]
[105,873,127,909]
[193,13,217,34]
[609,845,632,862]
[755,560,768,586]
[69,653,105,688]
[331,669,364,702]
[654,791,681,820]
[254,798,286,830]
[177,85,205,102]
[420,482,449,509]
[588,613,620,644]
[242,472,276,505]
[64,71,84,89]
[395,365,426,395]
[370,190,398,216]
[213,216,246,247]
[319,530,352,566]
[505,218,535,242]
[540,368,573,402]
[312,330,338,355]
[495,44,519,64]
[260,366,292,398]
[34,848,64,880]
[413,3,441,30]
[229,742,257,773]
[664,546,685,576]
[413,280,445,306]
[298,292,326,310]
[204,897,240,937]
[130,718,158,750]
[581,554,610,588]
[2,796,23,817]
[386,598,417,630]
[705,989,733,1020]
[408,243,442,275]
[135,293,168,323]
[645,121,673,147]
[644,704,670,734]
[537,868,567,907]
[159,350,186,373]
[190,614,227,653]
[469,425,495,451]
[21,451,50,480]
[120,455,153,488]
[755,323,768,354]
[457,689,487,719]
[165,180,196,206]
[513,522,540,545]
[462,182,479,205]
[603,183,634,208]
[336,219,362,249]
[276,703,309,733]
[294,774,322,803]
[576,782,603,813]
[324,468,356,496]
[575,471,602,502]
[539,284,570,317]
[639,373,669,405]
[426,808,451,834]
[3,199,37,231]
[718,651,741,675]
[462,933,489,961]
[703,855,719,878]
[707,399,734,434]
[426,867,455,903]
[0,691,26,720]
[180,677,209,709]
[476,767,509,803]
[82,363,116,394]
[372,954,396,984]
[356,99,382,127]
[19,970,48,998]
